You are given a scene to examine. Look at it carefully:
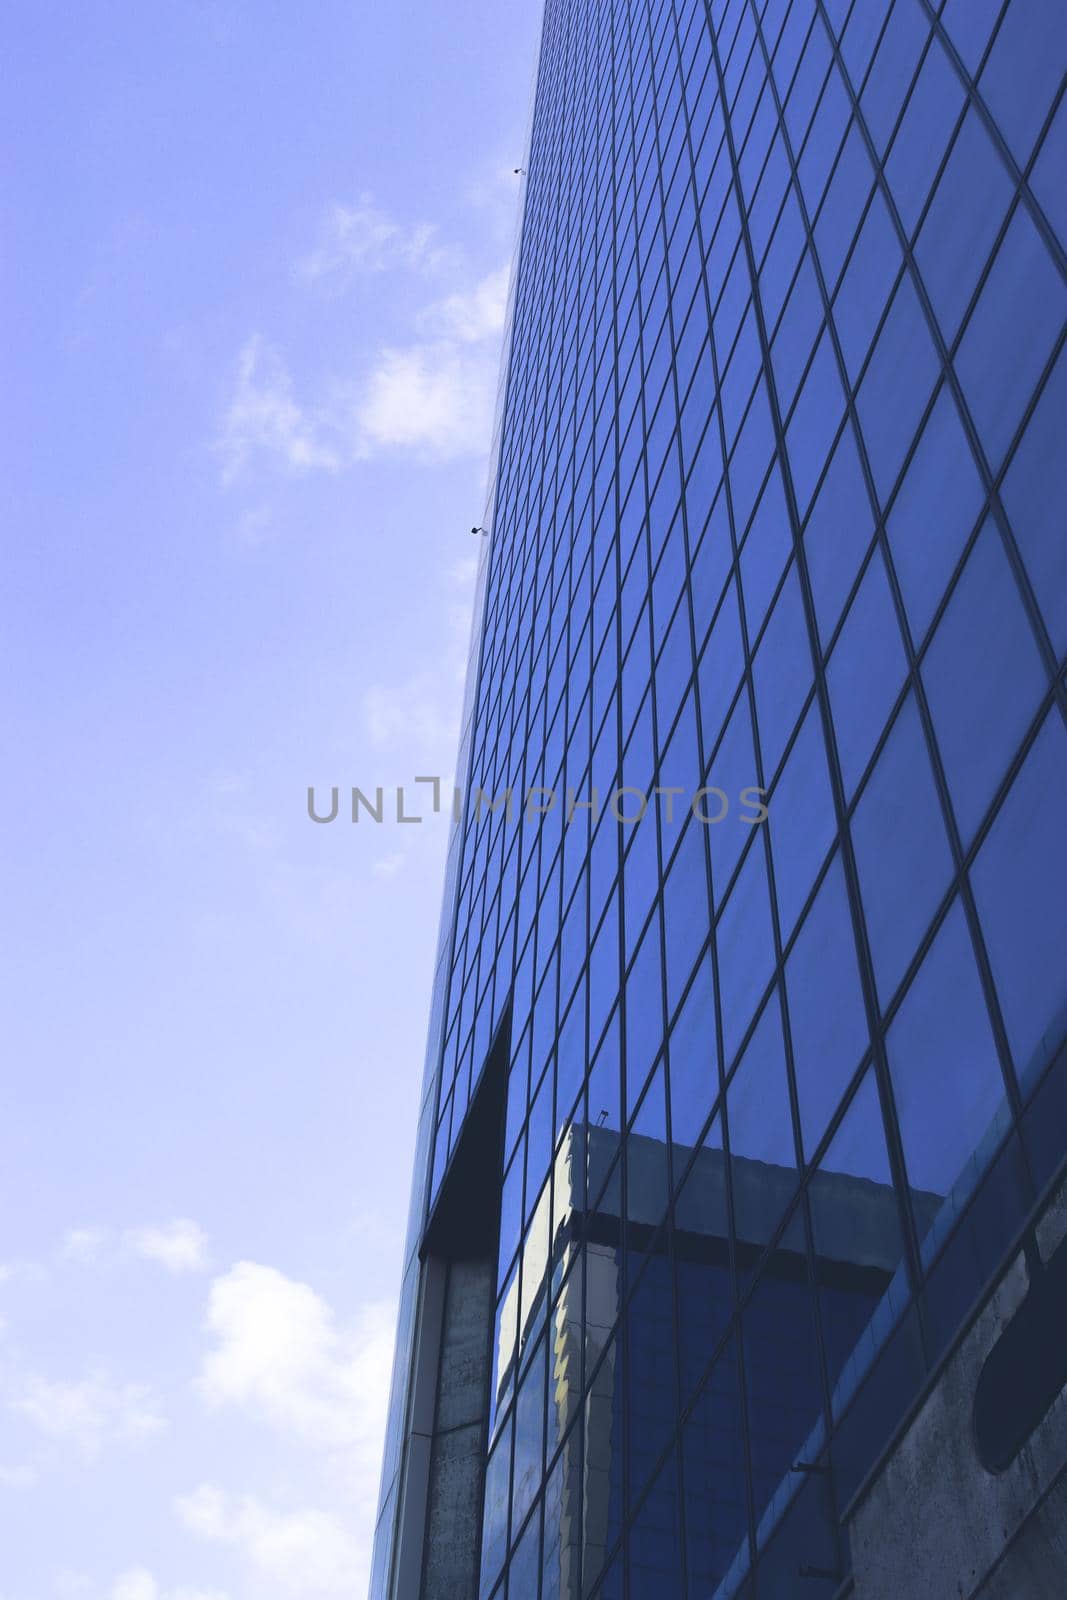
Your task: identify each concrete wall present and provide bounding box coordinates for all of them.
[420,1259,494,1600]
[849,1180,1067,1600]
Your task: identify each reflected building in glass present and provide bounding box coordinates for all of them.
[371,1,1067,1595]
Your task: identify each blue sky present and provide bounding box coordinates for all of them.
[0,4,541,1595]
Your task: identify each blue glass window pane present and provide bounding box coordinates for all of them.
[526,1061,554,1218]
[856,273,939,505]
[512,1332,547,1535]
[770,252,823,418]
[786,328,847,517]
[663,817,711,1019]
[1000,342,1067,657]
[660,689,701,856]
[833,189,903,387]
[697,577,744,758]
[852,695,954,1009]
[589,892,620,1052]
[492,1259,519,1429]
[860,0,928,155]
[979,0,1067,167]
[842,0,890,85]
[815,120,875,294]
[629,1062,669,1230]
[915,107,1013,346]
[810,1069,904,1405]
[798,65,850,216]
[706,692,759,894]
[884,36,966,239]
[509,1505,541,1598]
[940,0,1004,74]
[787,852,870,1159]
[803,420,874,648]
[972,710,1067,1090]
[480,1413,513,1596]
[669,953,719,1153]
[685,401,726,538]
[717,838,775,1069]
[760,185,805,331]
[956,204,1067,471]
[827,549,908,797]
[588,1011,623,1145]
[752,562,813,781]
[690,489,732,652]
[923,518,1047,844]
[738,460,792,638]
[885,384,985,647]
[626,918,665,1117]
[1031,90,1067,252]
[769,700,838,942]
[887,898,1008,1242]
[682,1332,748,1594]
[742,1258,822,1527]
[499,1142,524,1287]
[540,1450,569,1600]
[623,789,660,964]
[728,988,794,1175]
[629,1448,683,1599]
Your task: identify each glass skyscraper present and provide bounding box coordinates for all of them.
[371,1,1067,1595]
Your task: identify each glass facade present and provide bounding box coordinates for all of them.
[372,1,1067,1595]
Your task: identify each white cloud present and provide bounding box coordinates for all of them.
[218,248,511,478]
[62,1227,107,1265]
[371,852,406,880]
[418,264,510,344]
[124,1220,209,1275]
[111,1573,156,1600]
[297,197,448,285]
[362,674,460,755]
[12,1372,165,1456]
[352,265,510,461]
[176,1486,362,1595]
[197,1263,394,1462]
[353,337,499,461]
[110,1569,228,1600]
[216,336,341,484]
[59,1220,209,1274]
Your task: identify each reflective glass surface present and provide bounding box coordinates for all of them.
[373,1,1067,1594]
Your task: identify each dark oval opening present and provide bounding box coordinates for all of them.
[973,1230,1067,1473]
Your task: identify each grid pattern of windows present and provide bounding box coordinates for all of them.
[372,0,1067,1595]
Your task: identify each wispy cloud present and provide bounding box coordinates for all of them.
[296,196,450,287]
[59,1220,210,1275]
[217,260,510,479]
[125,1221,209,1275]
[11,1372,165,1457]
[215,336,342,485]
[111,1570,228,1600]
[176,1486,364,1596]
[417,263,510,343]
[196,1263,394,1460]
[371,852,405,881]
[62,1228,108,1265]
[362,673,461,754]
[354,265,509,459]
